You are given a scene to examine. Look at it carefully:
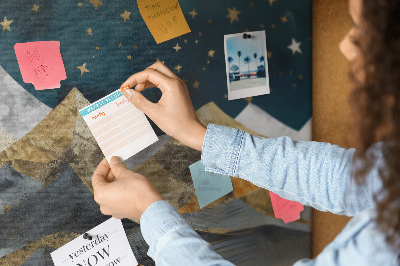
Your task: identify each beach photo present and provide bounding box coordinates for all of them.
[224,30,270,100]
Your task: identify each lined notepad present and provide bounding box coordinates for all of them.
[79,90,158,162]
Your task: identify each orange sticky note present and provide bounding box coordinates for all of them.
[270,191,304,223]
[14,41,67,90]
[137,0,191,44]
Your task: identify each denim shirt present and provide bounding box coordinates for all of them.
[140,124,399,265]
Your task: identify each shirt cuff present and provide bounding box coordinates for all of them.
[140,200,189,259]
[201,123,245,176]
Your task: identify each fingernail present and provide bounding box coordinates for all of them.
[110,156,122,165]
[120,84,130,92]
[125,89,133,100]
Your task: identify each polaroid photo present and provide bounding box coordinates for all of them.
[224,30,270,100]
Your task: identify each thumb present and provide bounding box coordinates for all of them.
[122,89,154,115]
[109,156,128,178]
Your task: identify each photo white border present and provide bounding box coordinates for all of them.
[224,30,270,100]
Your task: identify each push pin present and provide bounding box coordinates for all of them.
[120,84,131,92]
[243,33,251,39]
[83,233,94,240]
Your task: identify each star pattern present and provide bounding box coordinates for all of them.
[288,38,302,55]
[174,65,182,73]
[193,80,200,89]
[32,4,40,12]
[269,0,277,6]
[77,63,90,76]
[89,0,103,10]
[172,43,181,52]
[118,43,123,47]
[281,15,288,23]
[268,51,272,59]
[226,7,241,24]
[87,28,92,35]
[120,10,131,22]
[208,50,215,57]
[189,9,198,19]
[1,17,13,32]
[127,55,132,60]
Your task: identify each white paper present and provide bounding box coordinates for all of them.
[51,218,137,266]
[79,89,158,162]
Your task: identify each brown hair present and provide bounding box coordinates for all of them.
[350,0,400,251]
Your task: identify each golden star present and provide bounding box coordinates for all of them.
[207,60,210,64]
[281,15,288,23]
[268,51,272,59]
[1,17,13,32]
[260,24,265,29]
[96,46,100,49]
[134,45,137,49]
[184,39,188,43]
[299,74,303,80]
[172,43,181,52]
[208,50,215,58]
[244,97,252,103]
[174,65,182,73]
[182,77,188,84]
[271,24,276,28]
[78,3,83,7]
[250,2,254,7]
[193,80,200,89]
[118,43,123,47]
[195,40,198,44]
[189,9,198,19]
[292,83,297,88]
[89,0,103,10]
[87,28,92,35]
[77,63,90,76]
[224,94,227,98]
[120,10,131,22]
[226,7,241,24]
[199,32,202,36]
[202,67,206,71]
[127,55,132,60]
[32,4,40,12]
[208,19,212,24]
[269,0,277,6]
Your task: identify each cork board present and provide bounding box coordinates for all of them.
[312,0,353,257]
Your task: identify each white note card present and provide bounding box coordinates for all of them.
[51,218,137,266]
[79,89,158,162]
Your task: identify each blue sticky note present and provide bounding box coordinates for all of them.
[189,160,234,209]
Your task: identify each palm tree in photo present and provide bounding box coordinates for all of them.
[227,56,234,73]
[259,55,266,77]
[237,51,242,78]
[253,53,258,75]
[244,56,251,78]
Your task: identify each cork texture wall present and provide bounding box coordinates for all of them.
[312,0,353,257]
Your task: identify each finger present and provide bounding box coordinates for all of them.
[92,158,111,189]
[121,89,157,116]
[120,68,173,94]
[105,169,116,183]
[109,156,129,179]
[136,81,156,92]
[146,60,177,79]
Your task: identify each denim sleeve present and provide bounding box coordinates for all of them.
[201,124,383,216]
[140,200,234,266]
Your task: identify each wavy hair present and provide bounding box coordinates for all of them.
[350,0,400,252]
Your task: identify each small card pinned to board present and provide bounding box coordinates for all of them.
[14,41,67,90]
[224,30,270,100]
[137,0,191,44]
[79,89,158,162]
[189,160,233,209]
[51,218,137,266]
[270,191,304,223]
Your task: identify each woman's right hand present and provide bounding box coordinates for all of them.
[120,61,207,152]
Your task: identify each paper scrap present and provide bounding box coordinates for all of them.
[269,191,304,223]
[137,0,191,44]
[189,161,233,209]
[14,41,67,90]
[51,218,137,266]
[79,89,158,162]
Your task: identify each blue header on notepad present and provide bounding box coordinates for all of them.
[80,91,123,116]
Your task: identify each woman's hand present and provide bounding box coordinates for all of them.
[92,157,163,220]
[120,61,206,152]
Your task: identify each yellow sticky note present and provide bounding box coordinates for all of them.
[137,0,191,44]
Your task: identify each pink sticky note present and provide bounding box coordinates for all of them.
[270,191,304,223]
[14,41,67,90]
